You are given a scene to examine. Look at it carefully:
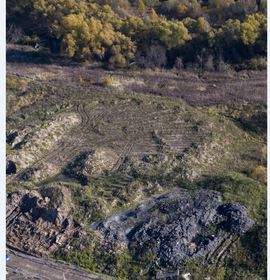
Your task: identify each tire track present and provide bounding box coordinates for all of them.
[7,248,111,280]
[111,142,134,173]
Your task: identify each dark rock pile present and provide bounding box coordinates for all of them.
[6,160,17,175]
[93,188,253,268]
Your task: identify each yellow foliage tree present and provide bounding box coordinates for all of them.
[57,13,136,66]
[197,17,211,34]
[121,15,144,38]
[217,19,242,44]
[241,13,267,45]
[148,17,191,49]
[216,13,266,47]
[137,0,145,11]
[182,17,197,33]
[108,32,136,67]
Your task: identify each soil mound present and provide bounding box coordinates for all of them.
[7,185,81,256]
[65,148,118,183]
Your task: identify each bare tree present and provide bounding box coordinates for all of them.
[174,57,184,70]
[143,45,167,68]
[7,25,24,43]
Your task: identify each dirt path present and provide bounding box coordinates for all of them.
[7,249,110,280]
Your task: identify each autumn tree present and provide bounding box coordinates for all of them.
[208,0,234,9]
[241,13,266,47]
[137,0,145,11]
[121,15,144,39]
[144,17,191,49]
[56,13,135,66]
[150,8,158,21]
[6,0,267,68]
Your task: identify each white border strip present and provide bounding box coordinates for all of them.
[1,0,6,279]
[267,0,269,278]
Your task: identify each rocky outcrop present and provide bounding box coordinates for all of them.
[6,185,81,256]
[93,188,253,268]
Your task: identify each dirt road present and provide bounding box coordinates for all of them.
[7,249,110,280]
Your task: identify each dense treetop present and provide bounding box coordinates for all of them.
[7,0,267,69]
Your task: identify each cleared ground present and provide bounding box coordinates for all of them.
[7,248,110,280]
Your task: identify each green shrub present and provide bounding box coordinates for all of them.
[199,172,266,221]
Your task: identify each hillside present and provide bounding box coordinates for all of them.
[6,41,267,279]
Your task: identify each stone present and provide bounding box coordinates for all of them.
[6,160,17,175]
[93,188,253,269]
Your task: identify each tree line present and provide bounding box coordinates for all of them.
[7,0,267,69]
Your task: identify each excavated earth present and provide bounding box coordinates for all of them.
[6,185,254,276]
[93,188,253,270]
[6,185,82,256]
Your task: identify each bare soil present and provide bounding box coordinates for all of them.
[7,248,111,280]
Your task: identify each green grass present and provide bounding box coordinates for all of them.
[180,170,266,280]
[198,172,266,222]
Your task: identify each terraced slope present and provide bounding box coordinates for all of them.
[7,79,202,184]
[7,72,265,187]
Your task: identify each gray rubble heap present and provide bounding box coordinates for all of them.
[93,188,253,267]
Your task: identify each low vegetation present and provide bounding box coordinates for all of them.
[103,75,113,87]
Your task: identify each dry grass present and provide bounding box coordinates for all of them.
[251,165,267,184]
[103,75,113,87]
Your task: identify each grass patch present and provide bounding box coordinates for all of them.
[7,76,28,90]
[198,172,266,222]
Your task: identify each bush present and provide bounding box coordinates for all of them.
[251,165,267,184]
[216,58,233,72]
[259,145,267,165]
[6,77,28,90]
[246,57,267,70]
[103,75,113,87]
[199,173,266,221]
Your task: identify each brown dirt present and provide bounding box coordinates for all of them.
[6,185,82,257]
[7,44,266,107]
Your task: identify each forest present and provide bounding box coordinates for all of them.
[7,0,267,70]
